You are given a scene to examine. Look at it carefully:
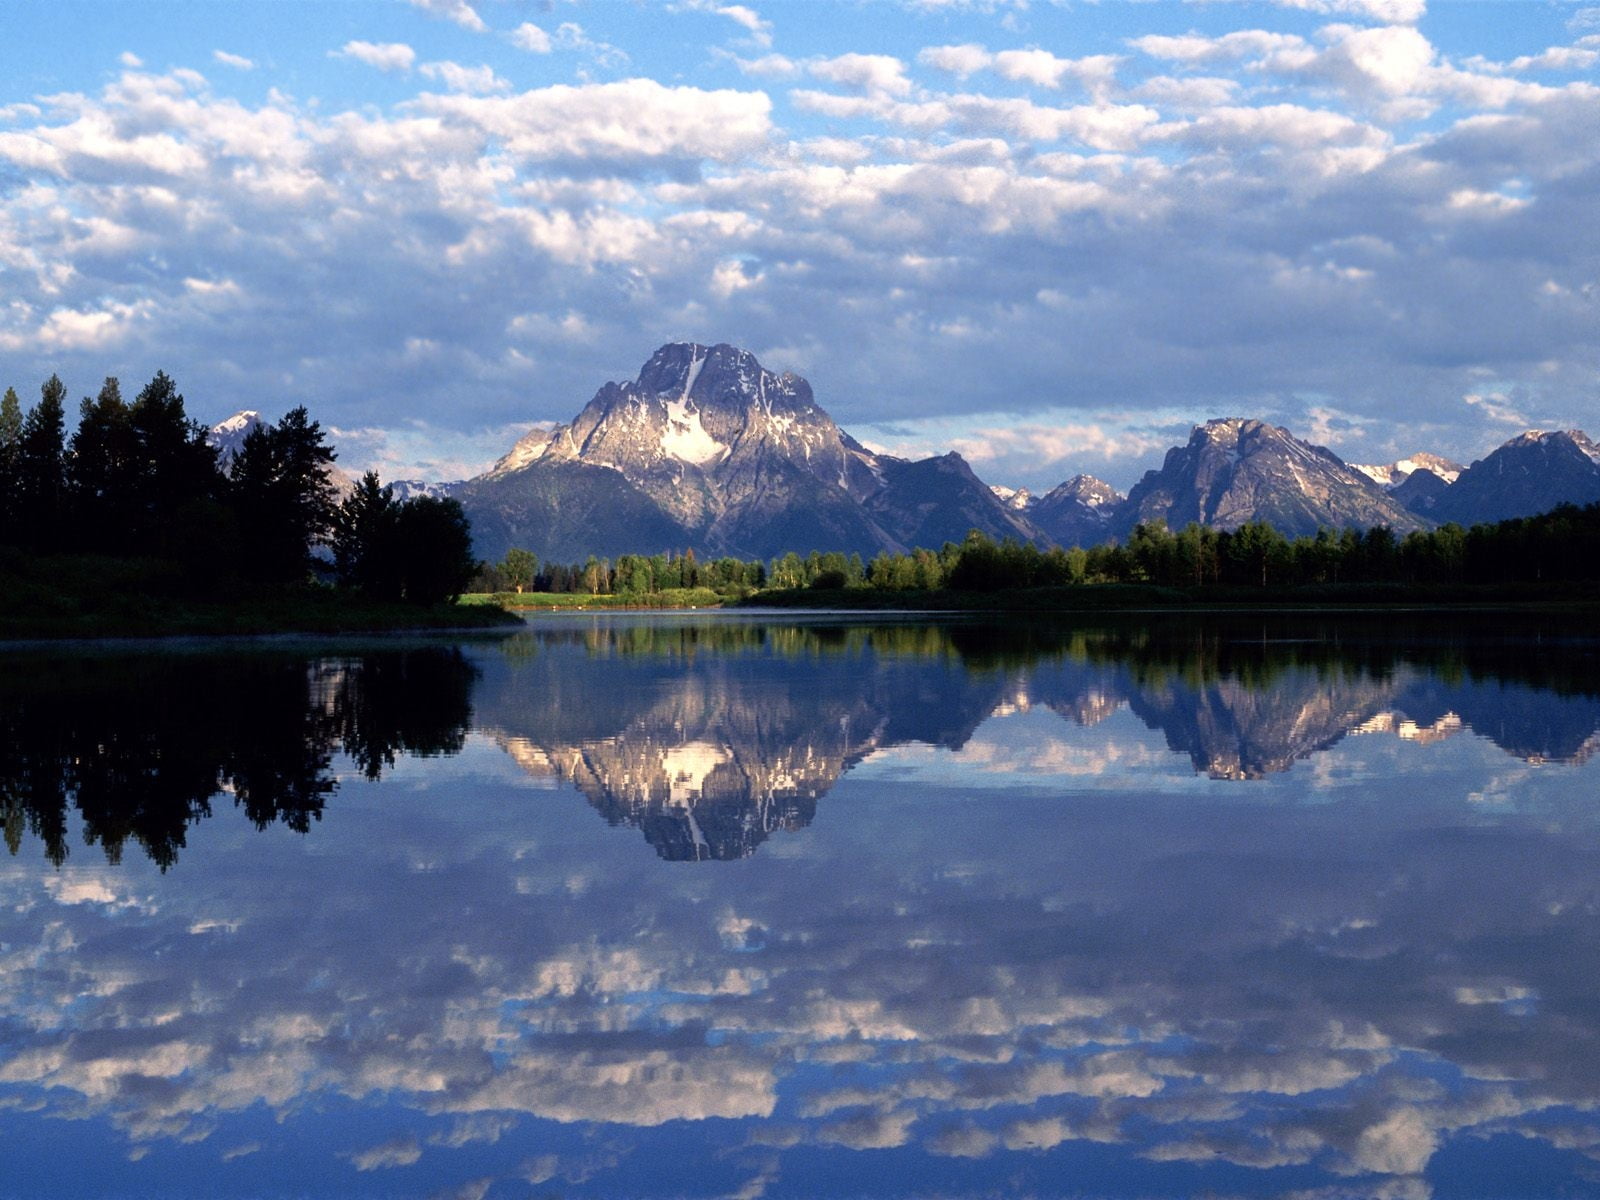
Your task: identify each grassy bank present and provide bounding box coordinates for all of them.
[464,587,731,610]
[0,552,522,640]
[739,580,1600,612]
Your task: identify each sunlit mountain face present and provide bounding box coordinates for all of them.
[4,615,1600,1198]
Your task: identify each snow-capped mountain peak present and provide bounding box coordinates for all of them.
[1353,451,1465,489]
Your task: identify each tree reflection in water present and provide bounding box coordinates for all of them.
[0,649,476,869]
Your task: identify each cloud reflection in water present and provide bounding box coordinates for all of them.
[1,615,1599,1198]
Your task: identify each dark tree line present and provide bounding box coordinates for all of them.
[473,547,768,597]
[0,371,475,603]
[506,506,1600,599]
[864,510,1600,593]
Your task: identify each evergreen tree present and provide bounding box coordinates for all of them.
[394,496,476,605]
[229,406,337,583]
[0,386,24,543]
[68,377,136,551]
[16,375,68,551]
[128,370,221,552]
[332,471,400,597]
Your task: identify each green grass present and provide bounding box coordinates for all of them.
[0,550,523,640]
[738,580,1600,612]
[465,587,730,610]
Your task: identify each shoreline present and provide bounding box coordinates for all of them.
[736,582,1600,614]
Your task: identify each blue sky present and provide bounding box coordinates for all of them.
[1,0,1596,489]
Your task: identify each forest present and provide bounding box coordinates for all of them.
[478,505,1600,603]
[0,372,479,619]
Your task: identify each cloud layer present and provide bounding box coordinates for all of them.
[0,2,1595,488]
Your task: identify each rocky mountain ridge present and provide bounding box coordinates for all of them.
[1431,429,1600,526]
[1113,418,1428,540]
[223,343,1599,557]
[453,342,1043,561]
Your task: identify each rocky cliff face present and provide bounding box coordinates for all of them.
[1431,430,1600,526]
[1112,418,1426,539]
[454,343,1043,561]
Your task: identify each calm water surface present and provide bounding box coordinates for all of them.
[3,613,1600,1199]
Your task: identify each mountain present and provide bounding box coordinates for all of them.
[207,410,263,469]
[1030,475,1122,548]
[1113,418,1427,540]
[453,343,1042,562]
[1430,430,1600,526]
[208,410,357,498]
[388,479,460,502]
[1352,452,1464,489]
[990,485,1032,511]
[1391,467,1451,516]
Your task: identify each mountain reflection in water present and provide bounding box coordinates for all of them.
[4,618,1600,865]
[478,617,1600,858]
[5,615,1600,1198]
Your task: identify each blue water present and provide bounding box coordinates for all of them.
[2,613,1599,1198]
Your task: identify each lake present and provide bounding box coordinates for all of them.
[4,612,1600,1199]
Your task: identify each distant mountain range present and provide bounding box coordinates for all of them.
[210,343,1600,559]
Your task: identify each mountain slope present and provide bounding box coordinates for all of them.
[1431,430,1600,526]
[865,452,1046,551]
[1030,475,1121,548]
[455,343,1039,561]
[1114,418,1427,539]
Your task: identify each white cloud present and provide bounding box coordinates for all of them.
[1273,0,1426,23]
[919,43,993,79]
[333,41,416,73]
[344,1137,423,1171]
[993,49,1121,93]
[676,2,775,48]
[412,79,772,165]
[406,0,486,33]
[727,53,800,79]
[1319,23,1436,98]
[550,23,630,68]
[509,24,552,55]
[1508,45,1600,73]
[1351,1109,1438,1176]
[808,53,914,97]
[1129,30,1308,65]
[212,50,255,71]
[419,62,510,95]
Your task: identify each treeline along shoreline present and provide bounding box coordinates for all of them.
[474,505,1600,611]
[0,371,515,637]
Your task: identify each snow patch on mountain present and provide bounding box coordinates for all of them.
[1353,452,1464,489]
[990,485,1033,511]
[660,396,728,466]
[214,410,260,435]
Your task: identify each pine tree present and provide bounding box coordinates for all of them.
[229,406,337,583]
[128,370,221,552]
[0,386,23,543]
[16,375,68,551]
[68,377,136,550]
[332,471,400,597]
